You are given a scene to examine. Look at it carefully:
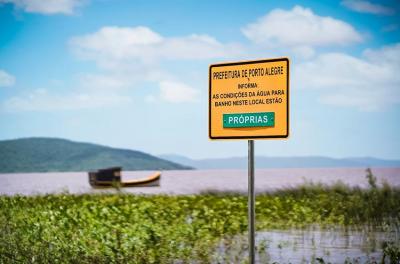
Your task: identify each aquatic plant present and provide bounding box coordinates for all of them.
[0,180,399,263]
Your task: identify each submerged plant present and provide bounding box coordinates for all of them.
[382,241,400,264]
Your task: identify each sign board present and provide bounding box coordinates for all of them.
[209,58,289,139]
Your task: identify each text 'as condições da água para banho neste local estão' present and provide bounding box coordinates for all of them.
[213,89,285,107]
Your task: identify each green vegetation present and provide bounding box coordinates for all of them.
[0,137,191,172]
[1,178,399,263]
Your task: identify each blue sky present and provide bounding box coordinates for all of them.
[0,0,399,159]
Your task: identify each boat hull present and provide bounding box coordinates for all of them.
[88,168,161,188]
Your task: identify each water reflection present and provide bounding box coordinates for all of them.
[216,226,396,263]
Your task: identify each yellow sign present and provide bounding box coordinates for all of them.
[209,58,289,139]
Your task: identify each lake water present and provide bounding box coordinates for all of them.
[216,226,395,263]
[0,167,399,196]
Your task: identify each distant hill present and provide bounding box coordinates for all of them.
[159,154,400,169]
[0,138,191,173]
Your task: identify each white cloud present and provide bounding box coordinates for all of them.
[241,5,363,49]
[3,88,131,112]
[159,81,200,103]
[363,43,400,63]
[70,26,163,64]
[69,26,229,106]
[29,25,230,112]
[70,26,241,68]
[0,0,85,15]
[296,43,400,111]
[291,46,316,59]
[147,81,200,103]
[0,70,15,87]
[341,0,395,15]
[79,73,131,91]
[145,94,157,103]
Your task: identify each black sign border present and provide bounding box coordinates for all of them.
[209,58,289,140]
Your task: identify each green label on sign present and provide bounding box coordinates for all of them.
[223,112,275,128]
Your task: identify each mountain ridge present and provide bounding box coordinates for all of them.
[0,137,191,173]
[159,154,400,169]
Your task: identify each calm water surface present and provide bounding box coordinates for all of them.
[216,226,396,264]
[0,168,399,195]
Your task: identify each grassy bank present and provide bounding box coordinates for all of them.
[1,177,399,263]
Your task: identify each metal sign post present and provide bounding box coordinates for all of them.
[248,140,255,264]
[209,58,289,264]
